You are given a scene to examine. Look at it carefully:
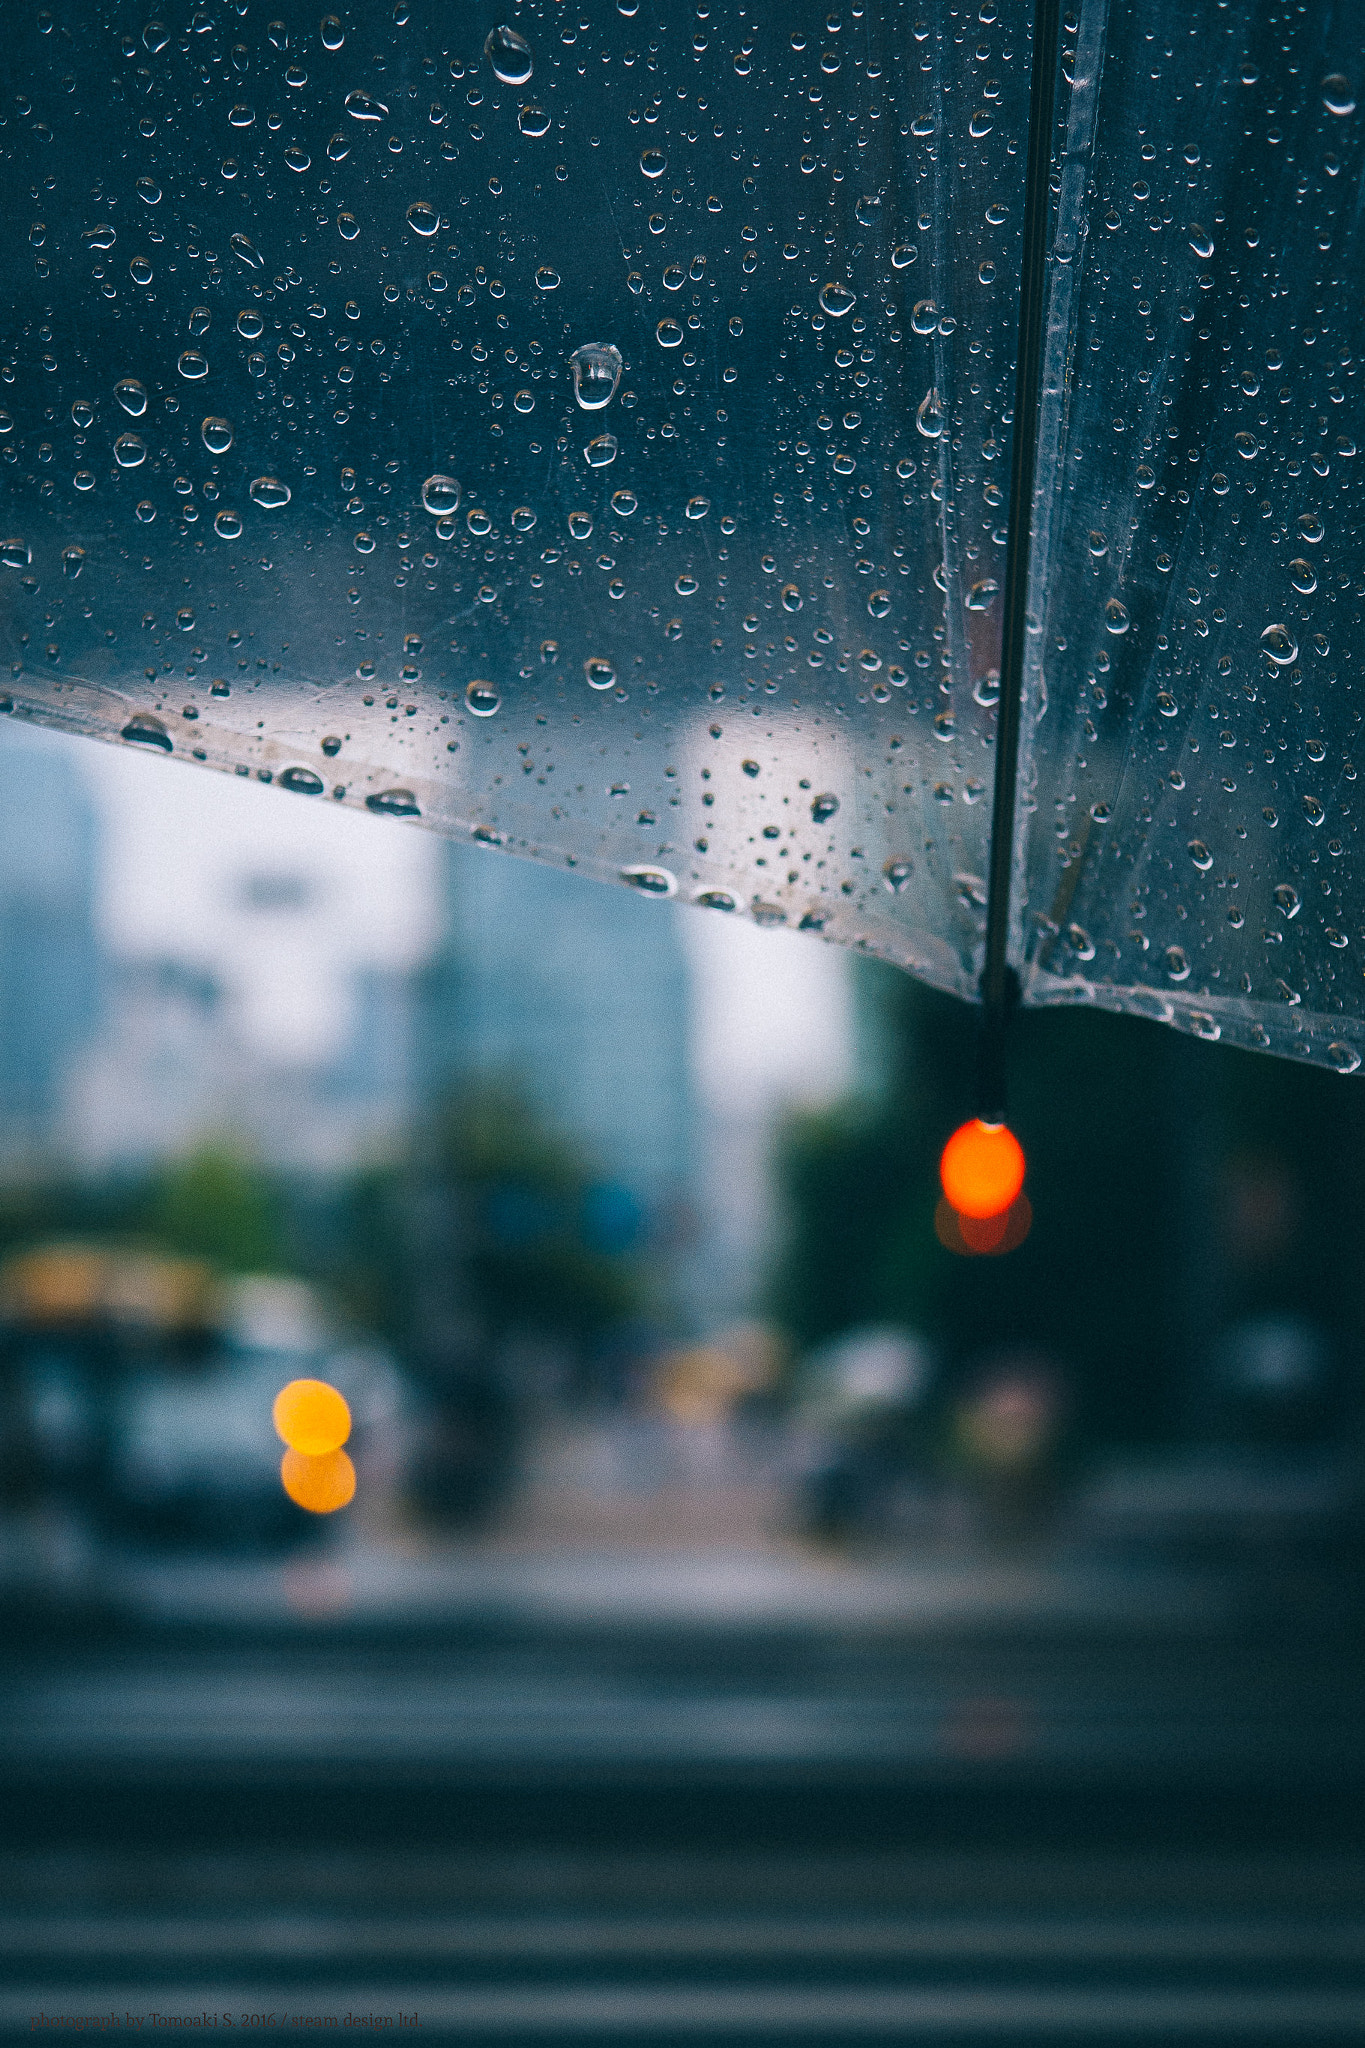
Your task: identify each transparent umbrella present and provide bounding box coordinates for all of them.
[2,0,1362,1078]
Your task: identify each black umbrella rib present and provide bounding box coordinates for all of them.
[977,0,1062,1121]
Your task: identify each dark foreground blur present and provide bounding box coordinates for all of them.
[3,981,1365,2040]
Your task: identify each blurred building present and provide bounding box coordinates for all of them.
[0,725,103,1172]
[418,846,696,1228]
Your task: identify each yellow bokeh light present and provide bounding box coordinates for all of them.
[281,1446,356,1514]
[272,1377,351,1455]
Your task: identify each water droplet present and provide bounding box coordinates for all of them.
[115,377,148,417]
[1103,597,1129,634]
[177,351,209,381]
[366,789,420,818]
[883,859,913,893]
[230,231,263,268]
[284,144,311,173]
[909,300,938,336]
[236,309,264,341]
[121,713,172,751]
[519,102,550,136]
[249,475,291,509]
[1298,512,1325,543]
[421,474,461,517]
[621,865,676,896]
[584,434,618,468]
[685,495,710,520]
[280,766,324,795]
[867,589,891,619]
[809,792,839,824]
[466,508,491,536]
[1288,558,1318,594]
[511,506,537,532]
[915,389,943,438]
[1234,429,1259,459]
[569,341,623,409]
[465,679,500,717]
[1164,946,1190,982]
[136,176,161,204]
[1087,531,1108,557]
[1328,1043,1361,1073]
[321,14,344,49]
[656,318,683,348]
[201,416,234,454]
[485,22,533,83]
[114,433,147,467]
[61,545,84,578]
[819,280,856,318]
[1188,223,1215,258]
[968,108,994,137]
[965,578,998,612]
[611,489,638,517]
[1303,794,1326,827]
[345,91,389,125]
[890,244,916,269]
[1323,73,1356,116]
[698,891,736,912]
[406,200,439,236]
[1274,884,1301,919]
[1188,839,1213,871]
[585,657,616,690]
[1260,622,1298,666]
[83,223,117,251]
[534,265,560,290]
[129,256,154,285]
[213,508,242,539]
[640,146,667,177]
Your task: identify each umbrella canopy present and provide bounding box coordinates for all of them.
[1,0,1361,1073]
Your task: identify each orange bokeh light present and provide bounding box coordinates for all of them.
[272,1377,351,1456]
[280,1446,357,1514]
[940,1119,1026,1219]
[935,1193,1033,1258]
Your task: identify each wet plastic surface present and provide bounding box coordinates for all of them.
[4,0,1365,1068]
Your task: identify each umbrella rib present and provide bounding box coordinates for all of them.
[978,0,1063,1120]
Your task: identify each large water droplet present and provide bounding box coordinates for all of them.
[867,589,891,619]
[1104,597,1129,634]
[284,144,311,173]
[320,14,344,49]
[1188,223,1215,259]
[585,656,616,690]
[83,223,117,251]
[121,713,172,751]
[1260,622,1298,666]
[1298,512,1325,543]
[883,860,913,893]
[249,475,291,509]
[344,89,388,120]
[1234,429,1259,459]
[1288,558,1318,594]
[518,102,550,136]
[685,495,710,521]
[201,415,233,453]
[1164,946,1190,982]
[1274,883,1301,919]
[1188,840,1213,872]
[656,318,683,348]
[177,351,209,380]
[1323,73,1356,116]
[915,389,943,438]
[136,176,161,204]
[819,280,856,318]
[230,230,263,268]
[213,508,242,539]
[1328,1043,1362,1074]
[781,584,802,612]
[61,545,85,579]
[465,680,501,717]
[114,433,147,467]
[366,788,420,817]
[584,434,618,468]
[569,341,623,410]
[115,377,148,417]
[621,865,677,896]
[406,200,439,236]
[611,489,638,516]
[485,23,533,84]
[0,539,30,570]
[280,767,324,796]
[237,308,264,340]
[639,146,667,178]
[810,792,839,823]
[965,578,998,612]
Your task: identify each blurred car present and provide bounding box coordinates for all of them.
[789,1325,936,1540]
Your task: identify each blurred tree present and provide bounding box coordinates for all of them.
[142,1144,287,1273]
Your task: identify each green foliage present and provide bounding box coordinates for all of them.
[141,1144,288,1273]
